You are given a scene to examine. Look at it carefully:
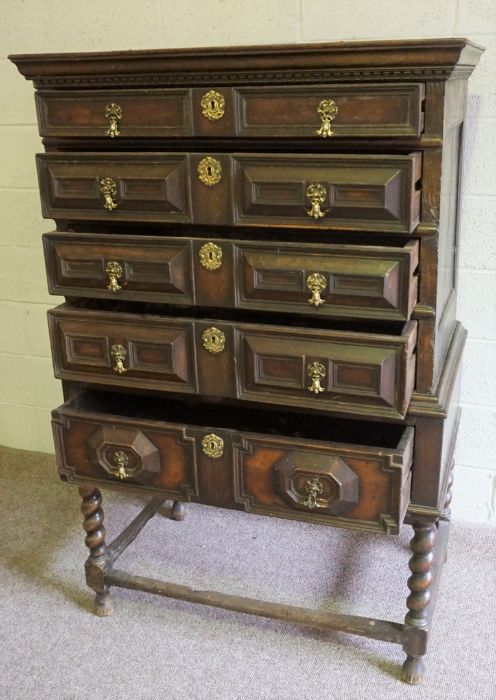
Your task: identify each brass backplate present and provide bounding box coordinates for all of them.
[201,90,225,121]
[199,242,223,270]
[201,433,224,458]
[198,156,222,186]
[202,327,225,354]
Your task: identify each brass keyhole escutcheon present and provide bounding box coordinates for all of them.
[316,99,338,138]
[105,260,123,292]
[307,361,326,395]
[303,477,324,509]
[198,156,222,186]
[111,344,128,374]
[201,90,225,121]
[306,183,327,220]
[201,433,224,458]
[202,327,225,354]
[199,242,222,271]
[99,177,118,211]
[306,272,326,307]
[111,450,130,479]
[105,102,123,138]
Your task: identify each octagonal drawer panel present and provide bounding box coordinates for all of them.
[37,153,191,223]
[48,306,416,420]
[44,232,419,322]
[52,390,414,534]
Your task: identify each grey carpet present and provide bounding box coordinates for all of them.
[0,444,494,700]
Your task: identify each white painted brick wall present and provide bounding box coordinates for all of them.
[0,0,494,525]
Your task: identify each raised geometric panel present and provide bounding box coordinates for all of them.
[232,153,421,233]
[273,450,359,516]
[36,88,193,138]
[37,153,191,223]
[88,426,161,483]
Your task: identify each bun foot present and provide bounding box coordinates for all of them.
[171,501,188,521]
[401,655,425,685]
[94,591,114,617]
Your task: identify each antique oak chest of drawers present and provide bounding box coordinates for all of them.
[10,38,483,684]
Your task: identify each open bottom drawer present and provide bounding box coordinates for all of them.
[53,390,414,534]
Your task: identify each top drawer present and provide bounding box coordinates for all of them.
[35,83,425,140]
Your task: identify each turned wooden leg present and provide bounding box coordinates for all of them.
[401,520,437,685]
[171,500,188,521]
[79,486,114,617]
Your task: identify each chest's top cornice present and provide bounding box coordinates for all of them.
[9,38,484,89]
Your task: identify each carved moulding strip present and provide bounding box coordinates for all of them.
[30,66,475,90]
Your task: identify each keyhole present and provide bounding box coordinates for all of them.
[210,99,216,110]
[206,165,212,176]
[208,251,214,261]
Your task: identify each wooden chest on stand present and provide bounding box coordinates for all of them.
[10,38,483,684]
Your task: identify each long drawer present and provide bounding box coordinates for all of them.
[44,233,419,322]
[36,83,425,140]
[37,152,421,233]
[52,390,414,534]
[48,305,417,420]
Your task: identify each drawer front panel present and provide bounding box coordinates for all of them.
[36,89,193,138]
[233,153,421,233]
[37,154,191,223]
[230,83,424,138]
[52,396,414,534]
[36,84,423,140]
[48,311,198,394]
[48,307,417,419]
[37,152,420,233]
[54,411,199,498]
[44,233,194,304]
[234,239,419,321]
[236,323,417,419]
[44,233,419,321]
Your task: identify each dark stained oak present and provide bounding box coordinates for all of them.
[53,391,414,534]
[37,151,421,233]
[10,38,483,684]
[48,305,417,420]
[35,82,424,140]
[44,232,419,321]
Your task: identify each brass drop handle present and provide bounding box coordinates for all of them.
[106,261,123,292]
[307,361,326,395]
[100,177,118,211]
[303,477,324,509]
[306,273,326,307]
[105,103,123,138]
[111,344,128,374]
[316,99,338,138]
[306,183,327,220]
[111,450,130,479]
